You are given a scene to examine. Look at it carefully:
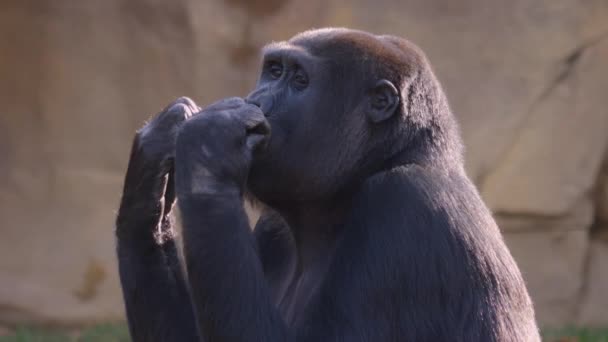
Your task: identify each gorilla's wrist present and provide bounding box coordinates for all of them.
[176,174,242,198]
[116,197,163,225]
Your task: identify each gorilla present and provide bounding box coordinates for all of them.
[115,28,540,341]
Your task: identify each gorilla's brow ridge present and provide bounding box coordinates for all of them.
[261,43,314,60]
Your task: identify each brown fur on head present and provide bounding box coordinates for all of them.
[291,28,462,167]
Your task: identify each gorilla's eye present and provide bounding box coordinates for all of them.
[267,62,283,79]
[292,71,309,89]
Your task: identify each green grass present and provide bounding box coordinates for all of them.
[543,327,608,342]
[1,324,607,341]
[0,324,130,342]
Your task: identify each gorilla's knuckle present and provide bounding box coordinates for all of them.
[242,114,265,129]
[166,103,190,117]
[212,97,245,110]
[174,96,195,105]
[174,96,200,112]
[223,96,244,104]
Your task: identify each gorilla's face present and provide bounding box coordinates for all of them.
[246,43,353,204]
[246,30,405,205]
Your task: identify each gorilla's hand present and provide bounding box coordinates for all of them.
[175,97,270,197]
[116,97,200,241]
[137,97,200,168]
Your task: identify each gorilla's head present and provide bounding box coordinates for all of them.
[246,28,461,207]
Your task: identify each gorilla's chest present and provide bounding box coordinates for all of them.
[270,260,331,327]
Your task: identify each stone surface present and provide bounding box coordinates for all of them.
[499,199,594,327]
[578,239,608,326]
[504,230,589,328]
[0,0,607,327]
[597,164,608,224]
[481,37,608,216]
[0,0,198,325]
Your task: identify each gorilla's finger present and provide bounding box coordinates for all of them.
[158,103,192,126]
[239,104,267,128]
[203,97,244,113]
[159,97,191,115]
[245,117,271,136]
[169,102,193,117]
[173,96,200,114]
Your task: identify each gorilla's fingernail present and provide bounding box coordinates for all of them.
[246,120,271,136]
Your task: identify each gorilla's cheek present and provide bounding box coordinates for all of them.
[263,113,293,154]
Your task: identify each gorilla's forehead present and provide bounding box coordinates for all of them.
[289,28,382,56]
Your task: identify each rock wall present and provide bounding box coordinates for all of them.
[0,0,607,327]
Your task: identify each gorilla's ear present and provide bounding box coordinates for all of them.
[367,79,400,123]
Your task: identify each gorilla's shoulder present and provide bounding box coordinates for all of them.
[354,164,481,222]
[361,165,465,196]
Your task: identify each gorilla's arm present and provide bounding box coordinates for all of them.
[175,98,290,341]
[178,195,290,341]
[115,100,199,342]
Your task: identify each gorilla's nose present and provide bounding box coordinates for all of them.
[245,90,273,116]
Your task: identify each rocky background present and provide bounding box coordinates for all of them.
[0,0,607,328]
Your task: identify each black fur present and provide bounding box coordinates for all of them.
[116,28,540,341]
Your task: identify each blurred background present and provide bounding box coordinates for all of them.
[1,0,607,336]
